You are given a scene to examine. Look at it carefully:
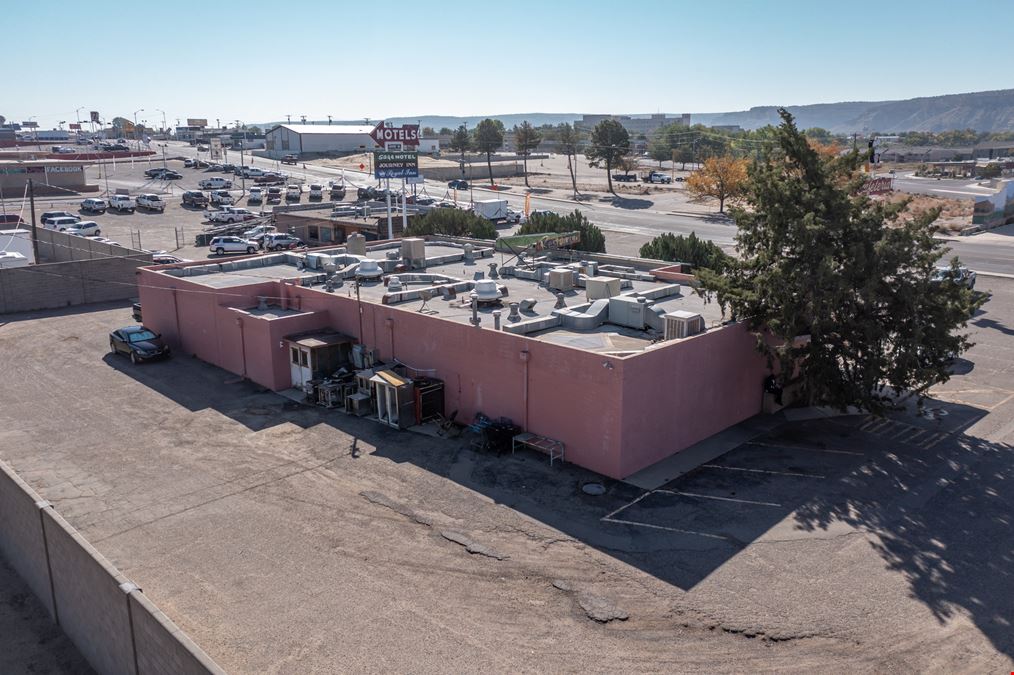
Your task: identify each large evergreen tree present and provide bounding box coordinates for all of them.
[585,119,630,194]
[699,110,982,414]
[473,119,505,185]
[513,121,542,188]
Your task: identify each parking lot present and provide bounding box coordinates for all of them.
[0,275,1011,672]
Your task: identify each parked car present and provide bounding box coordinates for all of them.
[243,224,276,239]
[197,144,209,151]
[221,164,236,173]
[151,254,190,264]
[207,164,224,172]
[263,233,304,251]
[266,187,283,204]
[642,171,672,184]
[86,236,122,247]
[183,158,196,168]
[932,265,976,289]
[247,187,263,204]
[199,177,233,189]
[241,167,265,178]
[65,221,101,236]
[136,194,166,212]
[109,326,171,364]
[281,154,298,164]
[207,207,256,224]
[131,303,142,322]
[611,173,638,182]
[144,167,165,178]
[210,190,235,206]
[330,184,347,200]
[447,179,469,190]
[80,198,108,214]
[40,211,79,226]
[208,236,259,255]
[181,190,209,208]
[285,185,301,201]
[309,184,324,200]
[46,216,83,231]
[108,194,136,213]
[0,214,26,226]
[255,172,286,185]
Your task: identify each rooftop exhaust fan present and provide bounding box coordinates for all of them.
[357,259,383,280]
[471,279,501,304]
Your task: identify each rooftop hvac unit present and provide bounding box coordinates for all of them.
[548,268,575,291]
[664,311,705,340]
[608,295,648,329]
[472,279,501,302]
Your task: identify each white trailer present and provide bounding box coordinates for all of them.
[472,199,509,221]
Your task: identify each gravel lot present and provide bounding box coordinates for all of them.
[0,278,1011,672]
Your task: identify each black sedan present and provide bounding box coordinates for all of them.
[447,179,469,190]
[109,326,171,364]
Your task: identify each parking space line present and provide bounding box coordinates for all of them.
[858,417,879,431]
[903,428,929,442]
[602,517,730,541]
[701,464,826,479]
[602,490,653,520]
[923,432,949,449]
[654,488,782,508]
[746,441,864,456]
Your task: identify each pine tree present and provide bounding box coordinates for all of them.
[699,109,982,414]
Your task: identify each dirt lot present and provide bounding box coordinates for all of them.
[0,277,1012,672]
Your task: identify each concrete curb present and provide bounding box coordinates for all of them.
[975,270,1014,280]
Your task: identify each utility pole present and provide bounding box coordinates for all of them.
[28,179,39,264]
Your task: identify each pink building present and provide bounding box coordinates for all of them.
[137,239,767,479]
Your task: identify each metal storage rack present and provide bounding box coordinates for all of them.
[512,432,565,466]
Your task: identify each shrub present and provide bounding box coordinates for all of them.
[638,232,731,272]
[516,209,606,252]
[404,208,497,240]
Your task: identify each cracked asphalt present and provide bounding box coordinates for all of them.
[0,277,1012,672]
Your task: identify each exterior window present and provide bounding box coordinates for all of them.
[290,347,299,365]
[299,350,308,367]
[281,138,289,150]
[320,228,332,242]
[308,226,319,240]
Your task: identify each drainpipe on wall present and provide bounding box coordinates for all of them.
[236,317,247,377]
[520,349,530,431]
[386,317,395,361]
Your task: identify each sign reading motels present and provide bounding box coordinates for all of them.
[370,121,419,148]
[90,111,100,123]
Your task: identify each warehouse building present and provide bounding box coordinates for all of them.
[264,124,377,159]
[137,237,767,480]
[0,159,92,195]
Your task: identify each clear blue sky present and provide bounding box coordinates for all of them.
[7,0,1013,129]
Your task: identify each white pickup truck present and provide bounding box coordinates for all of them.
[199,177,233,189]
[207,207,257,224]
[136,194,166,212]
[108,194,136,213]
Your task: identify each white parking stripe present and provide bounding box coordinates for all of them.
[655,488,782,508]
[746,441,863,456]
[602,490,653,520]
[923,432,949,449]
[701,464,826,479]
[602,517,730,541]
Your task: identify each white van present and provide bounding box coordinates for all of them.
[46,216,81,231]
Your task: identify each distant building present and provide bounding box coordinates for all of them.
[576,113,691,136]
[264,124,378,159]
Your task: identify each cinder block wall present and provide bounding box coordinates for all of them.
[0,460,223,675]
[0,254,152,314]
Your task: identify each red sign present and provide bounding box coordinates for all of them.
[69,123,81,130]
[369,121,419,147]
[860,176,893,195]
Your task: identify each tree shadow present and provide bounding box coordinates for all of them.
[971,316,1014,337]
[600,196,654,210]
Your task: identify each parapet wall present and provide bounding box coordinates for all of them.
[0,460,224,675]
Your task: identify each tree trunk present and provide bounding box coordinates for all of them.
[719,195,725,213]
[567,152,578,197]
[486,151,494,186]
[523,153,529,188]
[606,159,614,194]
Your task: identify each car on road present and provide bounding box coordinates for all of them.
[199,177,233,190]
[136,194,166,212]
[263,233,304,251]
[505,208,524,224]
[181,191,209,208]
[447,179,469,190]
[109,325,171,364]
[210,190,235,206]
[529,209,554,219]
[41,211,79,226]
[80,198,108,214]
[266,187,283,204]
[65,221,101,236]
[281,154,298,165]
[197,144,209,151]
[207,207,256,224]
[247,187,264,204]
[932,265,976,289]
[208,236,259,256]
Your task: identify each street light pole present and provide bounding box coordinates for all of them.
[133,108,144,149]
[156,109,167,136]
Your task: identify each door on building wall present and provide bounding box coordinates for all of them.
[289,345,313,388]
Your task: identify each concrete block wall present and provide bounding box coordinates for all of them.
[0,254,152,314]
[37,228,147,264]
[0,460,224,675]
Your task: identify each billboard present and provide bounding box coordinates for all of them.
[187,118,208,128]
[21,121,38,128]
[90,111,100,123]
[210,137,223,160]
[69,123,81,130]
[374,151,419,179]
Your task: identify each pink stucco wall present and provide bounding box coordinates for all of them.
[138,269,767,479]
[617,321,767,477]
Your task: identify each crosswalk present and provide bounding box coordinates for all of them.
[858,416,951,450]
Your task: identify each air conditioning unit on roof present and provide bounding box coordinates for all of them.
[664,311,704,340]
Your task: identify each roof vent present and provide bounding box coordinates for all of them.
[664,311,705,340]
[357,259,383,280]
[472,279,501,302]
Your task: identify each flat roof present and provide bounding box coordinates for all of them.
[155,242,725,353]
[269,124,375,136]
